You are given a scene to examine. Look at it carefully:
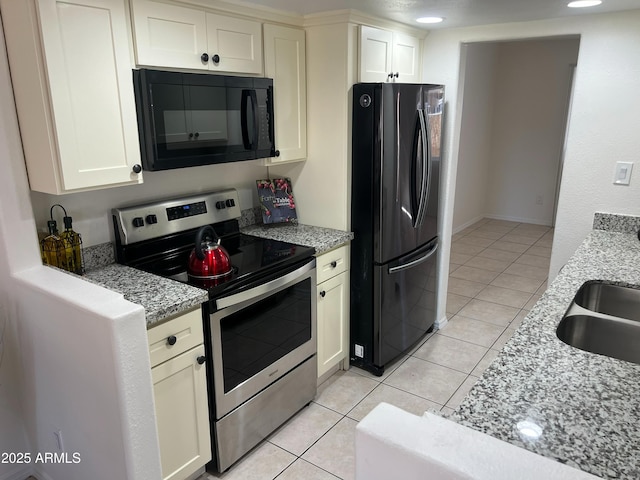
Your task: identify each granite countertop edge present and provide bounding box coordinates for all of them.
[449,229,640,479]
[82,223,352,326]
[240,223,353,255]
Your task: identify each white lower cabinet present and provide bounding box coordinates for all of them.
[316,245,350,378]
[148,309,211,480]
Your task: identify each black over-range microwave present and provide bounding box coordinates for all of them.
[133,69,277,171]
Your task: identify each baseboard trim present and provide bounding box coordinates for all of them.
[434,315,448,331]
[452,215,486,234]
[454,214,553,233]
[0,464,31,480]
[483,214,552,227]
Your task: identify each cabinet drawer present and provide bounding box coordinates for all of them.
[148,308,203,368]
[316,245,349,284]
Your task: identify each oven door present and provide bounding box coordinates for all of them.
[207,258,317,419]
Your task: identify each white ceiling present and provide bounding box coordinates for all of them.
[239,0,640,29]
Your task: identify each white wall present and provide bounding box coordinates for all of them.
[485,38,579,225]
[31,161,269,248]
[422,10,640,313]
[14,268,162,480]
[452,43,498,231]
[0,11,42,477]
[0,13,162,480]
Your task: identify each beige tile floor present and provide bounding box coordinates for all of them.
[200,218,553,480]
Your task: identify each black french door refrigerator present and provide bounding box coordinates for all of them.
[350,82,444,376]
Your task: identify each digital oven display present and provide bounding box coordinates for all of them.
[167,201,207,220]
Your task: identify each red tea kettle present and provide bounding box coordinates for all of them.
[187,226,232,286]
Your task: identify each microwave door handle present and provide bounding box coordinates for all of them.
[240,89,258,150]
[250,89,259,150]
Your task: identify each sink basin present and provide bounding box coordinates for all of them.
[557,314,640,365]
[574,281,640,322]
[557,280,640,364]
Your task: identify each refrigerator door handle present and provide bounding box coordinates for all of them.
[415,108,431,228]
[388,242,438,274]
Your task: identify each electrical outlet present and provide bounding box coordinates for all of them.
[355,344,364,358]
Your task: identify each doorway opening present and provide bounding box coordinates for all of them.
[452,36,580,234]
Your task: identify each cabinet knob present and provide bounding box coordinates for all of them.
[197,355,206,365]
[330,261,337,268]
[274,150,280,157]
[194,132,199,138]
[212,54,220,64]
[167,335,177,346]
[189,132,194,139]
[201,53,209,62]
[320,290,326,298]
[132,164,142,174]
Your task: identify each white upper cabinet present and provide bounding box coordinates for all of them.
[206,13,263,74]
[1,0,143,194]
[391,32,421,83]
[131,0,263,74]
[359,25,421,83]
[263,24,307,164]
[359,25,393,82]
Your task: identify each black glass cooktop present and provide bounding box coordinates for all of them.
[125,230,315,299]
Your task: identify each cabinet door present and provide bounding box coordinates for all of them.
[392,32,421,83]
[317,271,349,378]
[131,0,208,70]
[263,24,306,164]
[152,344,211,480]
[359,25,393,83]
[206,13,263,74]
[25,0,142,192]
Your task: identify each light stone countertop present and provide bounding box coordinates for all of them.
[83,264,208,326]
[450,227,640,479]
[82,222,352,326]
[241,223,353,255]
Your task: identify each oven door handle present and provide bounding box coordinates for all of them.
[215,259,316,310]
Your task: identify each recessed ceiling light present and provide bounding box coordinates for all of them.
[416,16,444,24]
[567,0,602,7]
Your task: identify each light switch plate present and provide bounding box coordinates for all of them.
[614,161,633,185]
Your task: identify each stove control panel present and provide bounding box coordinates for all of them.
[112,189,242,245]
[167,201,207,221]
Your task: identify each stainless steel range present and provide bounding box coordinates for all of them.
[112,189,317,472]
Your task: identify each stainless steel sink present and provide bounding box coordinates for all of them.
[557,281,640,365]
[557,314,640,364]
[574,280,640,322]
